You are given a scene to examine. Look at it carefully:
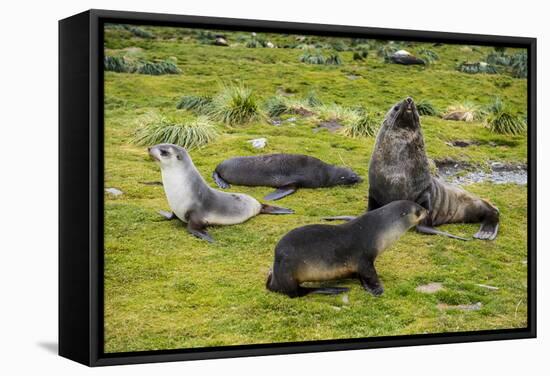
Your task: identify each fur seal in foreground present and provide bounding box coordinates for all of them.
[367,97,500,240]
[213,154,362,201]
[266,200,427,298]
[149,144,293,242]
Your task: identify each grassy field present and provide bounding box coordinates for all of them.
[103,25,528,353]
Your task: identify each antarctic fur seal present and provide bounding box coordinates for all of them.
[149,144,293,242]
[367,97,500,240]
[213,154,362,201]
[266,200,427,298]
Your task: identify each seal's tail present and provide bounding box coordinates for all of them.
[261,204,294,215]
[322,216,356,222]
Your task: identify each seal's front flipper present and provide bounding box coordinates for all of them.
[261,204,294,215]
[264,185,297,201]
[416,224,470,241]
[323,216,356,222]
[474,222,499,241]
[212,171,231,189]
[187,221,214,243]
[158,210,177,220]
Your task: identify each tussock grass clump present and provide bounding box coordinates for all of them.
[264,96,314,117]
[341,111,379,138]
[511,51,527,78]
[353,49,369,61]
[416,100,439,116]
[457,61,498,74]
[418,48,439,64]
[133,113,218,149]
[136,60,181,75]
[317,104,358,123]
[176,95,212,114]
[306,91,323,107]
[484,98,526,135]
[300,51,326,64]
[325,53,342,65]
[299,51,342,65]
[208,84,260,125]
[443,102,484,122]
[104,56,130,73]
[122,25,154,39]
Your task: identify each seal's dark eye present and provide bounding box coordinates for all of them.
[160,149,169,157]
[394,106,399,111]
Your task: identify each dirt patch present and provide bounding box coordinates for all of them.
[313,119,343,133]
[416,283,444,294]
[446,140,480,147]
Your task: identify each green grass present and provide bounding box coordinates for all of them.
[103,25,528,353]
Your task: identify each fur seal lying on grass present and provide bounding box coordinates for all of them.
[367,97,500,240]
[149,144,293,242]
[213,154,362,201]
[266,200,427,298]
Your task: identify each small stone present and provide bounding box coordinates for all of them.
[331,306,342,311]
[416,282,444,294]
[346,74,361,80]
[266,41,275,48]
[105,188,123,196]
[342,294,349,304]
[286,117,297,123]
[248,138,267,149]
[270,119,282,126]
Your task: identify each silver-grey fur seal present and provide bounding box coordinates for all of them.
[367,97,500,240]
[149,144,293,242]
[266,200,427,298]
[212,154,362,201]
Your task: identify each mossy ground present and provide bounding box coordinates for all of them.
[103,26,528,353]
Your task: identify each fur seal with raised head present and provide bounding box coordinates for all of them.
[212,153,362,201]
[266,200,427,298]
[149,144,293,242]
[367,97,500,240]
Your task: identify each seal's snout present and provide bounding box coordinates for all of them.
[406,97,413,104]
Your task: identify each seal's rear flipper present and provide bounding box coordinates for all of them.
[264,185,297,201]
[323,216,356,222]
[187,221,215,243]
[212,171,231,189]
[416,224,470,241]
[158,210,177,220]
[474,222,499,241]
[261,204,294,215]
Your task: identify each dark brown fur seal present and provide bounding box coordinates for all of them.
[266,200,427,298]
[367,97,500,240]
[213,154,362,201]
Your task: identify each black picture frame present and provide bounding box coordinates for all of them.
[59,9,537,367]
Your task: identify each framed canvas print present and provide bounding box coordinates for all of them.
[59,9,536,366]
